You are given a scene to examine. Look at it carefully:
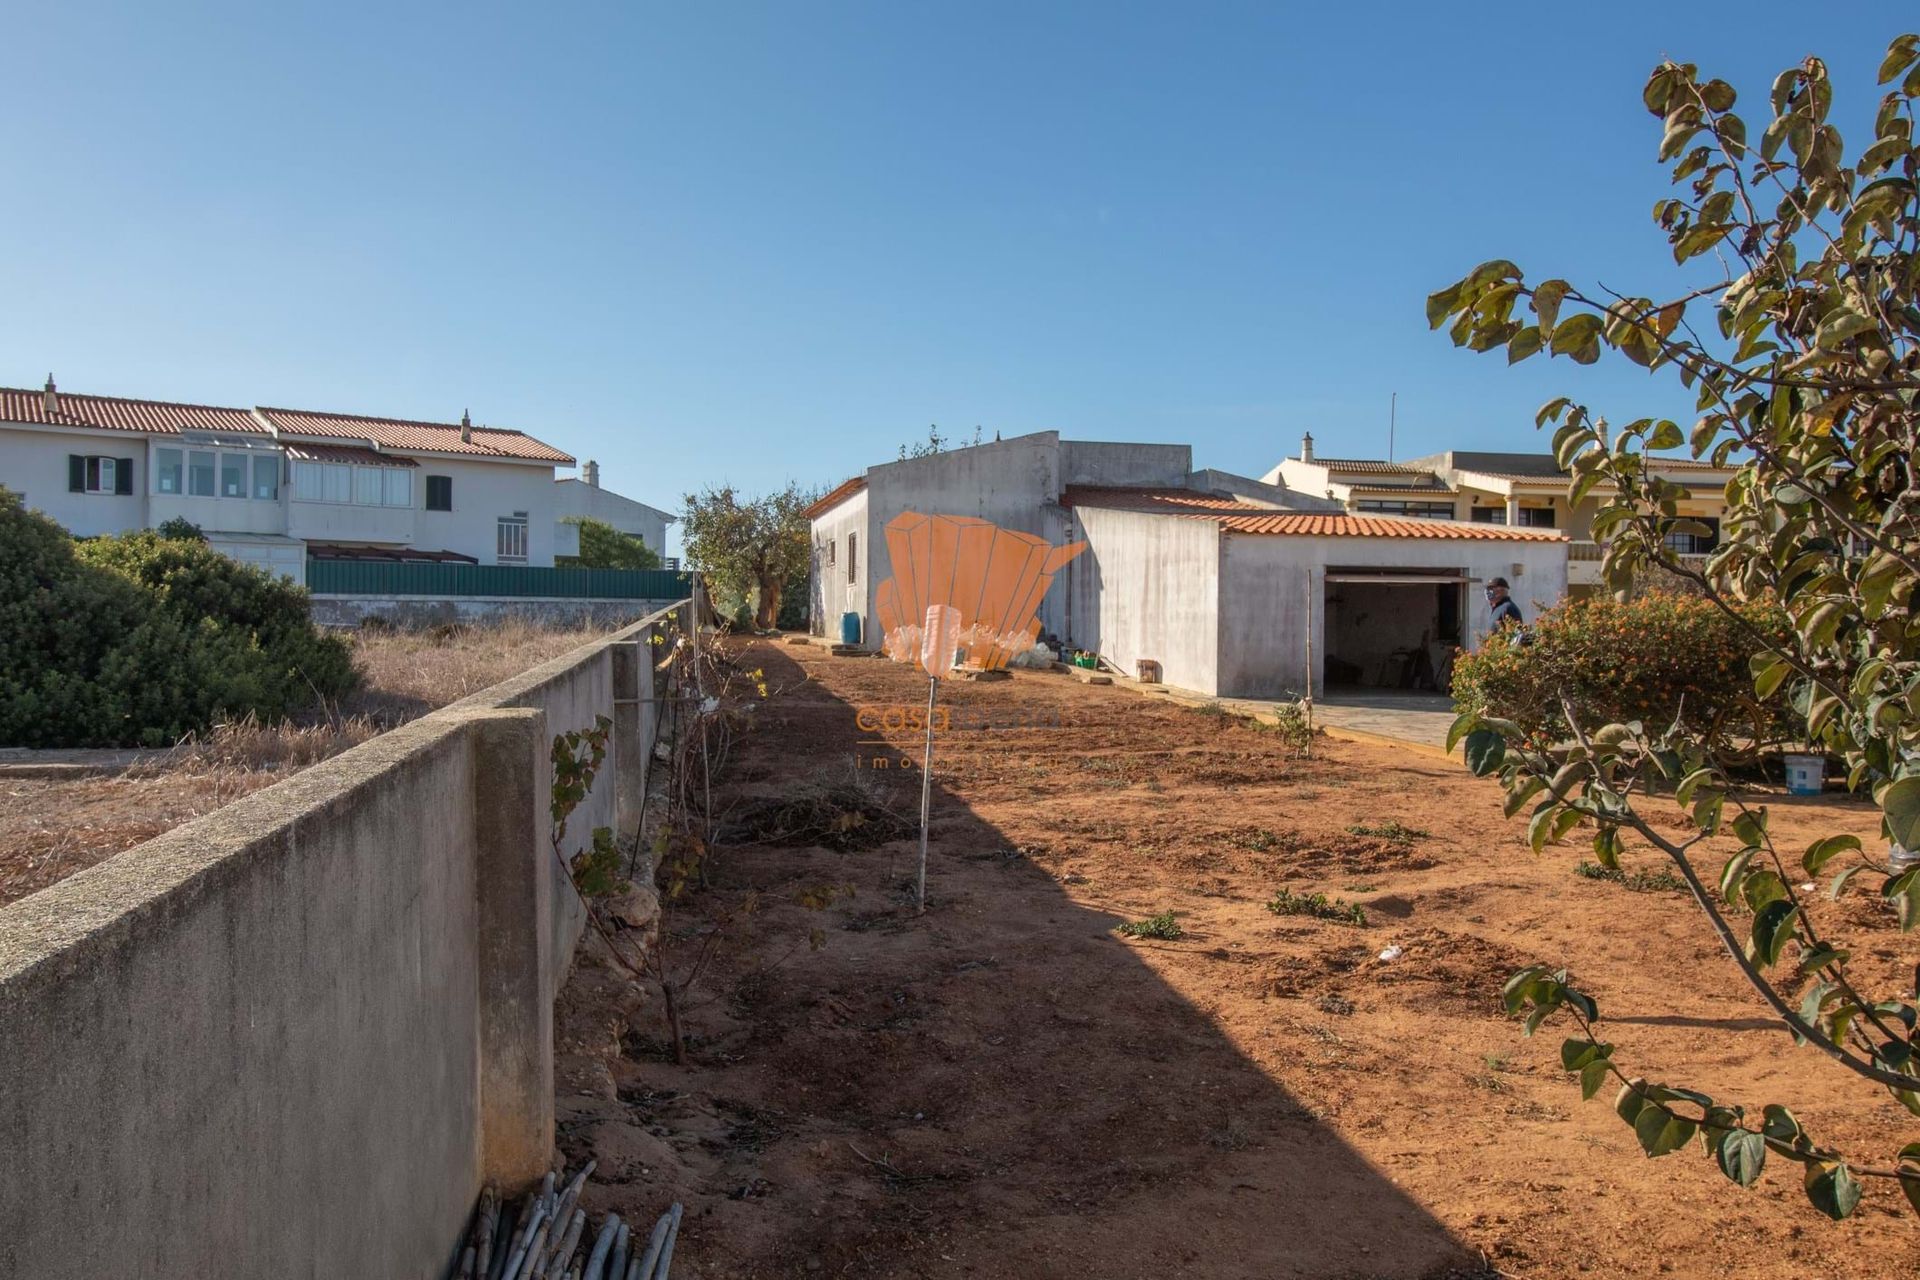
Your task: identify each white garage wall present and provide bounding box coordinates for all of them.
[810,487,869,639]
[1218,532,1569,697]
[1072,505,1224,693]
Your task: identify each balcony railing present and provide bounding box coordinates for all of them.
[1568,540,1713,580]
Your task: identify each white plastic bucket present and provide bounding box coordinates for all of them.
[1783,753,1825,796]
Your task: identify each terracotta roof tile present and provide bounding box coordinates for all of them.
[1200,512,1564,540]
[804,476,869,519]
[1308,458,1425,475]
[0,386,265,436]
[259,406,572,464]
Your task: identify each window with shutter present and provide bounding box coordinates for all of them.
[115,457,134,495]
[69,455,84,492]
[426,475,453,511]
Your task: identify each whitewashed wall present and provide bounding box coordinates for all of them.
[0,426,147,536]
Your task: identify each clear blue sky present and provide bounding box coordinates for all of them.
[1,3,1904,533]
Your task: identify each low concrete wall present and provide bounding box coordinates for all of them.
[311,594,684,630]
[0,599,693,1279]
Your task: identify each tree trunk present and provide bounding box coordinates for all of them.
[755,574,783,630]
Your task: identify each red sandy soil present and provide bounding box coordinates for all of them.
[553,637,1917,1279]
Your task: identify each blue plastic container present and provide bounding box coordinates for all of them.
[840,611,862,645]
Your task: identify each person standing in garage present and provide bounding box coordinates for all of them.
[1485,577,1525,638]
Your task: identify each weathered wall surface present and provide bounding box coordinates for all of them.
[0,601,691,1279]
[310,595,683,630]
[809,486,869,640]
[1072,505,1223,692]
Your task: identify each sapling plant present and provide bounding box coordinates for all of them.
[1430,34,1920,1218]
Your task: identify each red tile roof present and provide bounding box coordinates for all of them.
[1065,487,1562,540]
[1305,458,1426,475]
[1203,512,1564,540]
[283,442,418,467]
[0,386,265,435]
[259,406,573,464]
[804,476,869,519]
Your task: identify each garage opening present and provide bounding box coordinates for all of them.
[1322,569,1465,691]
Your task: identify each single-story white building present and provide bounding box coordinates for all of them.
[806,430,1568,698]
[554,459,675,559]
[0,377,657,584]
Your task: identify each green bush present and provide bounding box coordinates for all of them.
[0,489,356,747]
[1449,590,1791,752]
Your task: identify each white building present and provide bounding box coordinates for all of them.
[806,430,1567,698]
[0,378,602,584]
[553,459,675,560]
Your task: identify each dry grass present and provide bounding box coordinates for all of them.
[0,619,615,908]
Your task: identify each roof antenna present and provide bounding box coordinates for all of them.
[460,408,472,444]
[1388,391,1397,463]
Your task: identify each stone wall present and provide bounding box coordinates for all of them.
[310,594,685,630]
[0,600,692,1278]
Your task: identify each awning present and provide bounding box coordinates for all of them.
[283,442,419,468]
[1323,573,1471,584]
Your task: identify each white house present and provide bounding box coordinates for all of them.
[806,430,1568,698]
[0,378,593,583]
[553,459,675,560]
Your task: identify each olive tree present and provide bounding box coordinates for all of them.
[1429,35,1920,1219]
[680,482,813,630]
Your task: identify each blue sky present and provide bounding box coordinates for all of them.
[0,3,1904,533]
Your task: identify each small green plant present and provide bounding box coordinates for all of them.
[1257,700,1315,753]
[1348,820,1431,842]
[551,715,630,896]
[1116,910,1184,940]
[1266,888,1367,926]
[1231,827,1284,852]
[1190,700,1227,717]
[1573,860,1687,894]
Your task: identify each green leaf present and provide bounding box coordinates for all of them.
[1580,1057,1612,1100]
[1713,1128,1768,1187]
[1883,776,1920,850]
[1426,281,1466,329]
[1506,325,1543,364]
[1463,728,1506,776]
[1885,867,1920,932]
[1532,280,1569,338]
[1830,864,1867,900]
[1444,710,1478,753]
[1749,899,1799,968]
[1804,1160,1862,1220]
[1634,1103,1697,1158]
[1616,1079,1650,1128]
[1503,776,1547,819]
[1801,834,1860,875]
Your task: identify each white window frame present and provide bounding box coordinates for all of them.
[83,457,119,494]
[252,455,280,501]
[497,512,530,563]
[381,469,413,508]
[219,452,247,499]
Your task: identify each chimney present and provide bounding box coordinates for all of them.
[583,459,600,488]
[460,409,472,445]
[42,373,56,416]
[1300,431,1314,463]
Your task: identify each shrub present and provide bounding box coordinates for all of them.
[1449,591,1791,753]
[1266,888,1367,926]
[0,490,356,747]
[1115,910,1184,940]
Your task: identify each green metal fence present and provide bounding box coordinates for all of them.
[306,559,693,600]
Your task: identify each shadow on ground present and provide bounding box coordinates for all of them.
[555,642,1483,1280]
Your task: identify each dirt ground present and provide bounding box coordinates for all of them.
[0,620,608,908]
[553,638,1918,1279]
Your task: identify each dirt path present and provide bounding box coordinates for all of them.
[554,639,1917,1278]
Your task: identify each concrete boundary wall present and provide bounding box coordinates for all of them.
[0,599,693,1279]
